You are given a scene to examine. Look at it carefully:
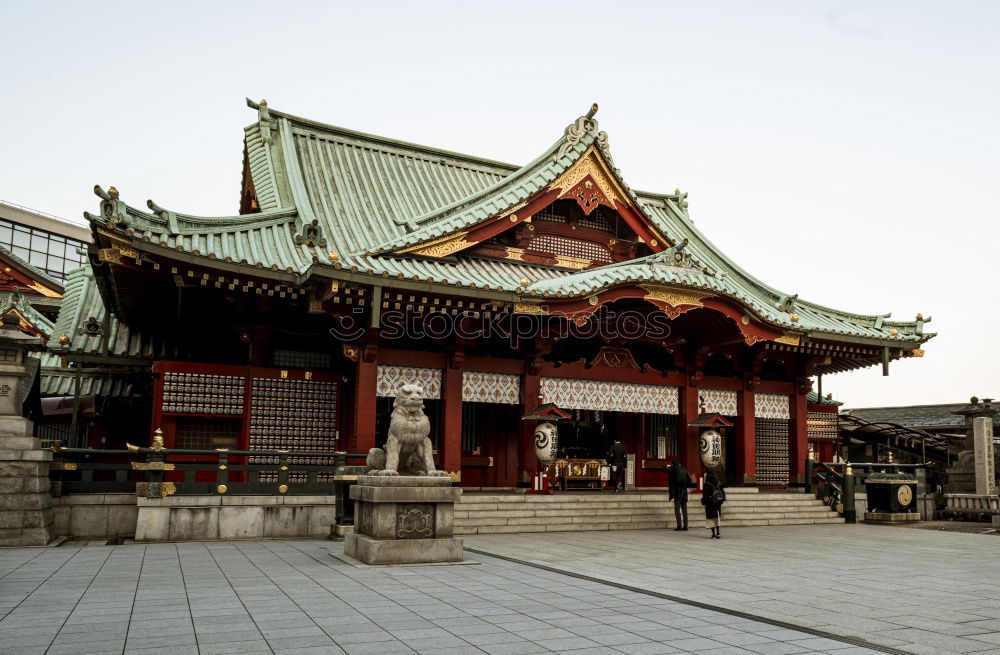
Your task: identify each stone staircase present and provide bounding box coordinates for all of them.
[454,487,844,535]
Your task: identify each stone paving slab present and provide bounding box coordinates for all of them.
[464,524,1000,655]
[0,538,903,655]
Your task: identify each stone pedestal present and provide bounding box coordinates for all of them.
[0,416,54,545]
[344,475,463,565]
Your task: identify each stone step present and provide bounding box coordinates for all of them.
[454,511,837,528]
[457,501,825,514]
[455,516,844,535]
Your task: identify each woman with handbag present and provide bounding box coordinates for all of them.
[701,470,726,539]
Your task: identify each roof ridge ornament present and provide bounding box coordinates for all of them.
[650,237,697,268]
[777,293,798,313]
[554,103,610,163]
[673,188,689,211]
[89,185,130,230]
[147,200,180,235]
[294,219,328,248]
[259,99,273,145]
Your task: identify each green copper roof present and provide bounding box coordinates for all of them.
[83,100,933,348]
[0,288,55,338]
[46,266,166,359]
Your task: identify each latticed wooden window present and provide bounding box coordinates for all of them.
[175,418,240,450]
[578,207,614,232]
[645,414,678,458]
[534,206,568,223]
[530,234,611,263]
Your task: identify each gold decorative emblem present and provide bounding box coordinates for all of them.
[889,328,899,336]
[278,484,288,494]
[896,485,913,506]
[908,349,925,357]
[217,484,228,494]
[588,295,599,306]
[789,313,799,322]
[741,315,750,325]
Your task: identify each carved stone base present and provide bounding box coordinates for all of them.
[344,475,463,565]
[345,533,463,565]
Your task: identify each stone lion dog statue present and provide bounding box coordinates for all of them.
[367,384,448,477]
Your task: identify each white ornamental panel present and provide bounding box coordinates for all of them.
[462,371,520,405]
[540,377,678,414]
[755,393,791,419]
[700,389,738,415]
[376,365,442,399]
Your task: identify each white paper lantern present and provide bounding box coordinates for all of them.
[534,422,559,465]
[699,429,722,470]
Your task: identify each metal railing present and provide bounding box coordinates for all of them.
[49,443,368,498]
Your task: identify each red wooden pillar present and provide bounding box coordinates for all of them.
[440,351,464,481]
[351,344,378,455]
[736,383,757,486]
[679,379,702,476]
[518,359,541,485]
[789,382,809,485]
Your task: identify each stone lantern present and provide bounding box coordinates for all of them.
[0,310,52,546]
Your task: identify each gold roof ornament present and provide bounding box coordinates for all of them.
[890,328,899,336]
[108,186,119,199]
[790,313,799,322]
[151,428,165,452]
[260,99,267,106]
[519,277,529,286]
[58,333,70,345]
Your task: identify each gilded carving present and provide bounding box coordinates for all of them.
[774,333,802,346]
[553,255,590,270]
[135,482,177,498]
[640,285,711,309]
[505,247,526,261]
[130,461,176,471]
[514,302,548,314]
[399,231,472,257]
[548,147,629,210]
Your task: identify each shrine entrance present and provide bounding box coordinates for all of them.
[461,402,520,488]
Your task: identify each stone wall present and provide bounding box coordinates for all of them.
[49,494,338,542]
[134,495,337,542]
[52,494,138,539]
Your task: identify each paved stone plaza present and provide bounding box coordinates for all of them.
[0,525,995,655]
[465,525,1000,655]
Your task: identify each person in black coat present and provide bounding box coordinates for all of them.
[667,460,689,531]
[701,470,726,539]
[606,439,627,493]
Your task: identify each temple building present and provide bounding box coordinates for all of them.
[45,100,934,488]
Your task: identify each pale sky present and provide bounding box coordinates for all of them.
[2,1,996,407]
